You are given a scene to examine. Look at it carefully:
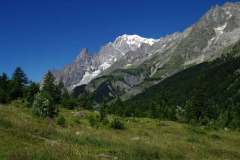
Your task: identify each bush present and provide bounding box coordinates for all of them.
[88,114,99,128]
[57,115,66,127]
[61,98,78,110]
[32,92,58,118]
[11,99,25,108]
[102,118,110,126]
[110,117,125,130]
[99,105,107,121]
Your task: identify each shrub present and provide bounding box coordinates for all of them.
[102,118,110,126]
[0,117,12,129]
[32,92,58,118]
[11,99,25,108]
[61,98,78,110]
[110,117,125,130]
[57,115,66,127]
[88,114,99,128]
[99,105,107,121]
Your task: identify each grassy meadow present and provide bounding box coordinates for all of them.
[0,103,240,160]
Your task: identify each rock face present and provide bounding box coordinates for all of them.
[52,34,160,89]
[53,2,240,103]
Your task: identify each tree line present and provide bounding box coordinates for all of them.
[0,68,81,119]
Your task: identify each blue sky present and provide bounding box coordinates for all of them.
[0,0,236,81]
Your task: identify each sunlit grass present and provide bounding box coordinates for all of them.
[0,105,240,160]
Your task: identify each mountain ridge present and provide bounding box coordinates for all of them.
[52,34,160,89]
[53,2,240,103]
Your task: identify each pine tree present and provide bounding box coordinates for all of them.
[61,88,78,109]
[184,81,209,124]
[42,71,55,94]
[26,82,39,106]
[0,73,9,103]
[10,67,28,100]
[42,71,59,104]
[33,71,62,118]
[55,81,64,104]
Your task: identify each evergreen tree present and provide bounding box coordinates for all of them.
[0,73,9,103]
[42,71,55,94]
[32,71,60,118]
[184,81,209,124]
[26,82,39,106]
[42,71,60,104]
[61,88,79,109]
[229,103,240,129]
[55,81,64,104]
[10,67,28,100]
[78,95,93,110]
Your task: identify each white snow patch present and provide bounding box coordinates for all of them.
[203,36,216,52]
[125,64,132,68]
[212,23,228,43]
[73,61,112,87]
[210,37,215,42]
[75,70,102,86]
[115,34,159,51]
[121,34,157,46]
[99,62,111,70]
[161,44,167,49]
[214,23,227,35]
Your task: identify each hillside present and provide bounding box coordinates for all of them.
[0,104,240,160]
[113,41,240,125]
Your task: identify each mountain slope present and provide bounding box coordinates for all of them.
[54,2,240,104]
[71,2,240,104]
[112,40,240,122]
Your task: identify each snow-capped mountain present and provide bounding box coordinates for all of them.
[52,34,159,88]
[53,2,240,103]
[113,34,158,52]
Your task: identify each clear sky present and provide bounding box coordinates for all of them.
[0,0,236,82]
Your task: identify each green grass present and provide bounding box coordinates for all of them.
[0,105,240,160]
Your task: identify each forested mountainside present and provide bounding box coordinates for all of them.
[108,41,240,128]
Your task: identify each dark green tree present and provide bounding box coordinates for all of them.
[229,103,240,129]
[78,95,93,110]
[42,71,60,104]
[10,67,28,100]
[33,71,60,119]
[25,82,40,106]
[184,81,209,124]
[0,73,10,103]
[55,81,64,104]
[42,71,55,94]
[61,88,79,109]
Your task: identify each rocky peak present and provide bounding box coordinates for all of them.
[75,48,91,64]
